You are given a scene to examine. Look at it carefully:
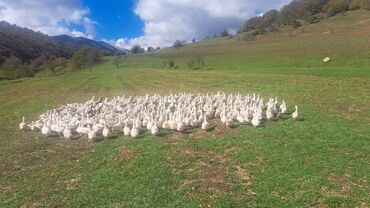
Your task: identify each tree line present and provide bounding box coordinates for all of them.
[238,0,370,38]
[0,46,106,79]
[0,21,112,79]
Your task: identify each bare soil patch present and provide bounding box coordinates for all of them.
[163,134,254,203]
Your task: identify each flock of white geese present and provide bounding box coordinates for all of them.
[19,92,299,141]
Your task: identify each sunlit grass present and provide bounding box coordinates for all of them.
[0,10,369,208]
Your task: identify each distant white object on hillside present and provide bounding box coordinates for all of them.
[323,57,331,63]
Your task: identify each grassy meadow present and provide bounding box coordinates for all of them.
[0,10,369,207]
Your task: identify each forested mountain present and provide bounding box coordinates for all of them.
[0,21,124,79]
[51,35,125,54]
[0,21,73,64]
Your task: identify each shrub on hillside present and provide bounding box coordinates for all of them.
[131,45,145,54]
[306,13,326,23]
[326,1,349,16]
[68,46,100,71]
[147,46,155,53]
[292,20,302,28]
[220,29,229,37]
[28,55,47,74]
[349,0,362,10]
[360,0,370,10]
[239,31,257,41]
[0,56,28,78]
[187,53,204,70]
[239,16,263,33]
[161,59,177,69]
[268,25,279,32]
[173,40,185,49]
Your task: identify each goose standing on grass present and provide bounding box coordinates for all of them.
[251,113,261,127]
[76,122,89,135]
[150,122,159,135]
[123,121,131,136]
[266,108,274,121]
[19,116,26,130]
[87,125,97,141]
[225,117,234,128]
[63,124,73,139]
[41,123,51,136]
[102,121,110,138]
[201,115,210,131]
[130,122,140,138]
[292,105,299,120]
[280,101,287,114]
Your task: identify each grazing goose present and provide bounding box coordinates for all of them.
[280,100,287,114]
[102,121,110,138]
[150,123,160,135]
[251,113,261,127]
[76,123,89,135]
[123,121,131,136]
[19,116,26,130]
[292,106,299,120]
[176,120,186,132]
[41,123,51,136]
[130,123,140,138]
[266,109,274,121]
[225,117,234,128]
[63,124,73,139]
[201,116,210,131]
[87,125,97,141]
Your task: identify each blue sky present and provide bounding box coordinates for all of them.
[0,0,291,49]
[83,0,144,40]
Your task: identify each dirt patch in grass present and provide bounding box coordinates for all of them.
[164,135,254,203]
[327,173,368,193]
[116,147,139,162]
[322,173,369,202]
[234,165,252,183]
[1,139,94,179]
[66,173,82,190]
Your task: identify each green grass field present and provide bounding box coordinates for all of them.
[0,10,369,207]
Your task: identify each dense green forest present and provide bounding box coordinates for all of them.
[0,21,119,79]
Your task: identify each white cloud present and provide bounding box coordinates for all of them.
[114,0,291,49]
[0,0,96,38]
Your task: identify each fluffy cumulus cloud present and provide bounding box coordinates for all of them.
[0,0,96,38]
[114,0,291,49]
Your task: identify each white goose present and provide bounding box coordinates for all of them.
[19,116,27,130]
[292,106,299,120]
[102,121,110,138]
[150,122,160,135]
[87,125,97,141]
[251,113,261,127]
[41,123,52,136]
[63,124,73,139]
[123,121,131,136]
[201,115,210,131]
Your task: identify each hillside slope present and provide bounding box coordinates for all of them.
[161,10,370,77]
